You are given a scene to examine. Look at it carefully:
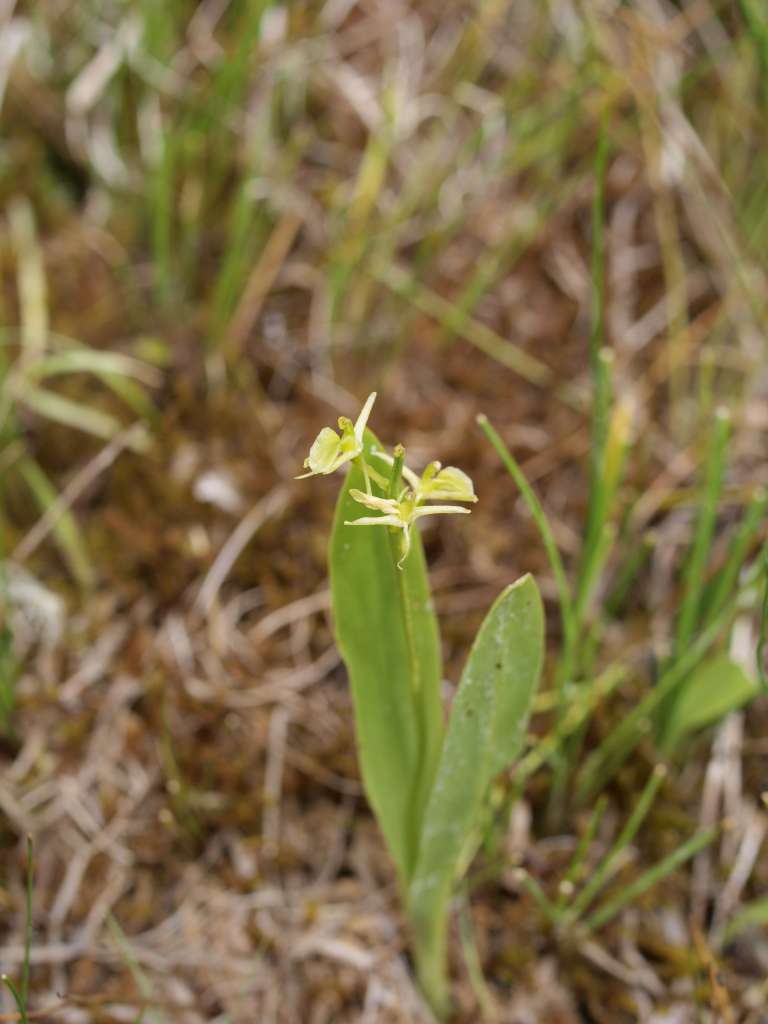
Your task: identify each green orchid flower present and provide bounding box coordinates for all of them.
[346,488,471,568]
[296,392,377,478]
[410,462,478,503]
[374,453,478,504]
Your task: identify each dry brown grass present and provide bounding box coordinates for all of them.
[1,1,768,1021]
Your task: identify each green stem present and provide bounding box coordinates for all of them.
[411,909,450,1019]
[388,443,405,499]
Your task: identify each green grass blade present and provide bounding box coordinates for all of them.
[18,457,94,588]
[27,350,157,384]
[1,974,27,1024]
[407,575,544,1015]
[22,388,123,441]
[584,827,718,932]
[722,895,768,945]
[555,795,608,916]
[376,264,553,388]
[566,764,667,923]
[758,541,768,691]
[513,868,561,927]
[699,487,768,631]
[8,197,47,367]
[330,430,443,886]
[458,893,499,1022]
[580,115,612,586]
[477,414,574,647]
[674,407,731,656]
[107,916,167,1024]
[21,835,33,1009]
[575,609,731,804]
[148,129,175,304]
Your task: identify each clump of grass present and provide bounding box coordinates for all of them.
[2,2,768,1021]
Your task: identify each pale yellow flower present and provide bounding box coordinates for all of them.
[296,392,376,478]
[346,488,470,568]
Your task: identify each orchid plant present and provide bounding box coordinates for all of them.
[299,393,544,1017]
[299,392,477,566]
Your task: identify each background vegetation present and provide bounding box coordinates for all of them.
[1,1,768,1020]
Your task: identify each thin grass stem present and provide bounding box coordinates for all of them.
[674,407,731,656]
[566,765,667,923]
[584,827,718,932]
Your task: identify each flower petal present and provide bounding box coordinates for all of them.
[353,392,377,443]
[419,466,478,502]
[413,504,472,518]
[349,489,400,514]
[304,426,344,474]
[345,515,404,528]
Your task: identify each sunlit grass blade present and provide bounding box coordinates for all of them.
[27,349,159,384]
[22,388,123,441]
[18,456,94,588]
[8,197,47,367]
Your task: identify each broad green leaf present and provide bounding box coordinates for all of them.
[407,575,544,1012]
[661,654,758,753]
[330,430,444,885]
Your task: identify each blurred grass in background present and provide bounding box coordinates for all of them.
[2,1,768,1020]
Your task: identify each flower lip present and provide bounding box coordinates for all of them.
[370,452,477,503]
[346,486,472,566]
[419,465,478,503]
